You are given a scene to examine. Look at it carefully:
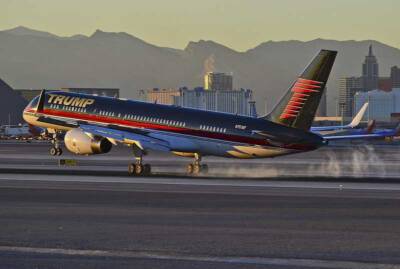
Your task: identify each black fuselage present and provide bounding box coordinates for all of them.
[24,91,324,158]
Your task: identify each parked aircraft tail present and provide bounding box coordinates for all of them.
[349,102,369,128]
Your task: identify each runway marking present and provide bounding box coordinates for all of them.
[1,174,400,193]
[0,246,398,269]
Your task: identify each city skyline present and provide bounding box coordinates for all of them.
[1,0,399,51]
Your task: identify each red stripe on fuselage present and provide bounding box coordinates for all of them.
[40,108,270,147]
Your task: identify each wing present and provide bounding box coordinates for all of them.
[35,112,171,152]
[79,124,171,152]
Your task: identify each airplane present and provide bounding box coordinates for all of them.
[22,49,393,176]
[323,121,400,141]
[311,102,369,133]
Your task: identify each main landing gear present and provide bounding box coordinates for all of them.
[49,132,63,156]
[128,144,151,176]
[186,153,208,175]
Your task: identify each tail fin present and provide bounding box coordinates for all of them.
[366,119,376,134]
[349,102,368,128]
[262,50,337,131]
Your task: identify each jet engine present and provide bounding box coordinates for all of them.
[64,128,112,155]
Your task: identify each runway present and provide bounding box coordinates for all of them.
[1,141,400,268]
[1,177,400,268]
[2,140,400,178]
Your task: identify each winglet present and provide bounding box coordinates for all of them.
[348,102,369,128]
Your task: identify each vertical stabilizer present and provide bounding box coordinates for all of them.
[262,50,337,131]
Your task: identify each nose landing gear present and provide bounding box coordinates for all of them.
[49,132,63,156]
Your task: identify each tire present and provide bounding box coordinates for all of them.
[56,148,63,156]
[186,164,194,174]
[128,164,136,176]
[50,147,57,156]
[192,164,201,174]
[135,164,144,175]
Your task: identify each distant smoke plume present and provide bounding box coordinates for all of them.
[203,54,216,75]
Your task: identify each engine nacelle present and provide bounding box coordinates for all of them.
[64,128,112,155]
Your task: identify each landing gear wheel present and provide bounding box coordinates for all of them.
[129,144,152,176]
[56,148,63,156]
[128,163,136,176]
[50,147,58,156]
[187,164,194,174]
[128,163,151,176]
[187,164,208,175]
[135,164,144,175]
[193,164,201,174]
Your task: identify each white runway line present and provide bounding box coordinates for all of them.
[0,246,398,269]
[1,174,400,194]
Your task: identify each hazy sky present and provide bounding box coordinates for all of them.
[1,0,399,51]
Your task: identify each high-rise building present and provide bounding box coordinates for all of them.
[139,88,181,105]
[391,66,400,89]
[354,88,400,121]
[362,45,379,91]
[378,77,392,92]
[173,87,254,116]
[140,86,255,116]
[337,45,387,118]
[338,77,363,117]
[204,72,233,91]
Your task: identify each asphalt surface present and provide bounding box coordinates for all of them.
[2,140,400,178]
[1,141,400,268]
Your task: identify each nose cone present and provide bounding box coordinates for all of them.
[22,103,38,125]
[22,109,35,125]
[22,95,40,124]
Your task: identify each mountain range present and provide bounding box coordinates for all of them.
[1,26,400,115]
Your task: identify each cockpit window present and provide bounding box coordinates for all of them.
[25,96,39,110]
